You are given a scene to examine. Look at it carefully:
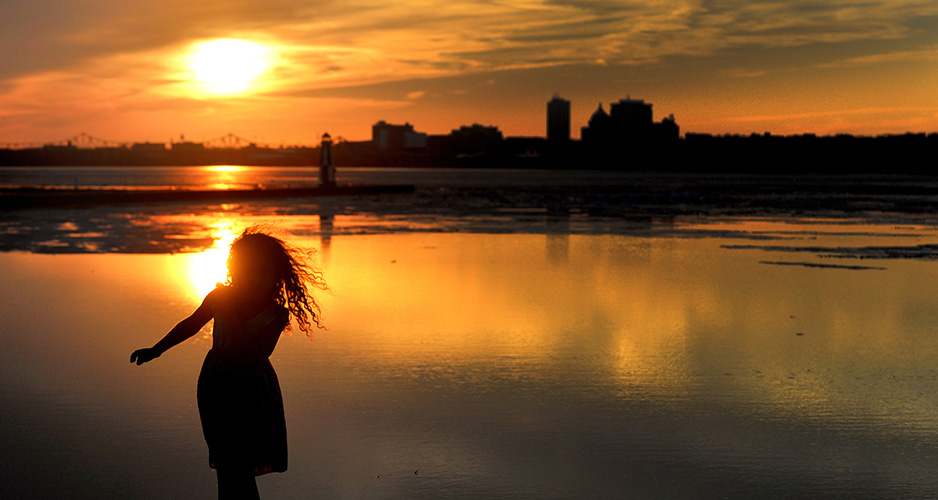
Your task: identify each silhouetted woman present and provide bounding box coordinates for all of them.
[131,228,326,499]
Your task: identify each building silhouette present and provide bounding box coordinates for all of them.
[26,94,937,173]
[547,96,571,142]
[372,121,428,151]
[581,98,679,148]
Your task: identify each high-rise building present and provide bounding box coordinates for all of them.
[547,96,571,142]
[609,98,653,130]
[580,97,679,147]
[372,121,428,150]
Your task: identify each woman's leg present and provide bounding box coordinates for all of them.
[217,466,259,500]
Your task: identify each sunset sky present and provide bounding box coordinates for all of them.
[1,0,937,146]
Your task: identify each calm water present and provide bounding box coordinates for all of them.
[0,164,685,189]
[3,167,938,499]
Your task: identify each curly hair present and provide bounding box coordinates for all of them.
[226,227,327,335]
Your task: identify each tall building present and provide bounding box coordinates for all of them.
[547,96,571,142]
[581,97,680,148]
[581,103,610,143]
[609,98,653,130]
[372,121,428,150]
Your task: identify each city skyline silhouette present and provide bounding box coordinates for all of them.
[2,93,935,172]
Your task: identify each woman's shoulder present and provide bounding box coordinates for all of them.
[202,285,235,309]
[188,285,230,323]
[203,284,226,300]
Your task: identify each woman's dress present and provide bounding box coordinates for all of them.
[197,291,289,475]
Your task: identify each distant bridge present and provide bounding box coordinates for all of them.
[0,132,127,150]
[1,132,326,150]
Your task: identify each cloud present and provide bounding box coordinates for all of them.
[5,0,938,87]
[726,69,768,79]
[3,0,938,140]
[819,46,938,68]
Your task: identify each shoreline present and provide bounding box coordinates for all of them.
[0,184,415,209]
[6,170,938,253]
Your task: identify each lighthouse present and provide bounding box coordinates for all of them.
[319,132,336,188]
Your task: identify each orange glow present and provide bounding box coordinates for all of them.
[7,224,938,445]
[1,2,938,143]
[306,229,938,428]
[204,165,245,173]
[186,221,237,299]
[187,39,276,96]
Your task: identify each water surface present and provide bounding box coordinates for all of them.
[3,167,938,499]
[3,219,938,499]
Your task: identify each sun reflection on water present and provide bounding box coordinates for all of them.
[186,221,237,299]
[203,165,244,173]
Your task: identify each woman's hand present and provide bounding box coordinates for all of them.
[130,289,218,367]
[130,348,160,365]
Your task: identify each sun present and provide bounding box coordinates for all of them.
[188,39,274,95]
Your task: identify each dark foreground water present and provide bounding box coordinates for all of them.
[3,167,938,499]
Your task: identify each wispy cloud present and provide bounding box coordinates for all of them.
[7,0,937,85]
[2,0,937,140]
[820,46,938,68]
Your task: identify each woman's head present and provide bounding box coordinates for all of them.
[226,227,327,333]
[228,234,283,298]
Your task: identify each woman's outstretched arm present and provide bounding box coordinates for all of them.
[131,289,218,365]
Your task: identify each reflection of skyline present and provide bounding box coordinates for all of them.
[545,204,570,266]
[318,212,334,255]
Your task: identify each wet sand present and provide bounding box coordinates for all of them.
[5,171,938,254]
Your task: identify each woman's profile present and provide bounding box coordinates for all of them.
[131,227,326,499]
